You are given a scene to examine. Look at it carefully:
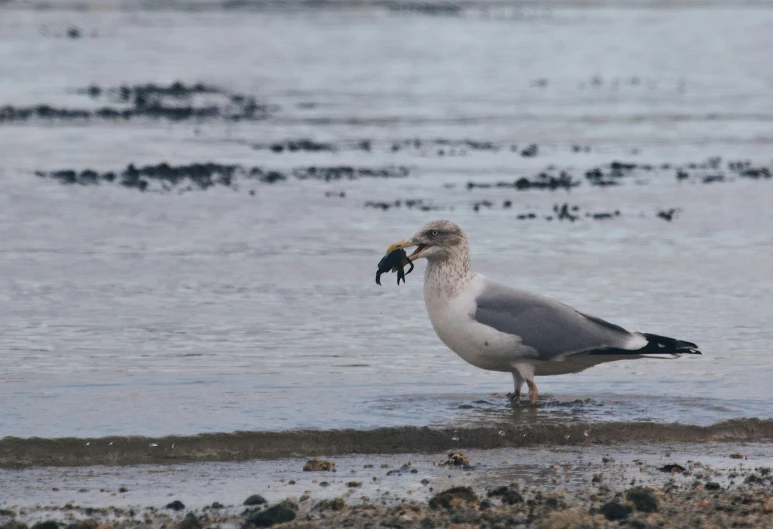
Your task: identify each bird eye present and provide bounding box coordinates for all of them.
[431,230,439,237]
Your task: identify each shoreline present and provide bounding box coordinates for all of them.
[2,442,772,528]
[3,418,773,470]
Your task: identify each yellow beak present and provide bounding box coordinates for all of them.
[386,238,417,255]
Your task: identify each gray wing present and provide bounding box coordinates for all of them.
[472,279,639,361]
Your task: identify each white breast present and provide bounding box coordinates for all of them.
[424,272,534,372]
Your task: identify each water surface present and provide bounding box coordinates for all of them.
[1,2,772,438]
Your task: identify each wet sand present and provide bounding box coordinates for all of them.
[2,418,773,470]
[2,442,772,528]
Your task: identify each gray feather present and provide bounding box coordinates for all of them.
[472,280,638,360]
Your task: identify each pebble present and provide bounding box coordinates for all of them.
[600,501,628,520]
[439,452,470,467]
[165,500,185,511]
[303,459,335,471]
[428,486,478,509]
[243,494,267,506]
[244,503,297,527]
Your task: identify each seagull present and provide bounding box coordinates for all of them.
[385,220,701,404]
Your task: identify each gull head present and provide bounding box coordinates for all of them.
[386,220,468,263]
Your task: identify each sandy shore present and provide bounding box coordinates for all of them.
[2,441,772,528]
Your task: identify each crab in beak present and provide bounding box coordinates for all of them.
[385,239,428,262]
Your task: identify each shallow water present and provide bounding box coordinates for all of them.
[0,2,772,439]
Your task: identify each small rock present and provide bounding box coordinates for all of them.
[501,489,524,505]
[626,486,658,513]
[428,486,478,509]
[659,464,686,473]
[244,503,297,527]
[303,458,335,471]
[31,523,58,529]
[316,498,345,511]
[319,481,330,487]
[705,482,721,491]
[600,501,628,521]
[165,500,185,511]
[176,513,201,529]
[486,486,509,498]
[244,494,267,506]
[1,523,29,529]
[210,502,224,509]
[478,499,494,510]
[439,452,469,467]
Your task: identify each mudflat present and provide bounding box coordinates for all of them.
[2,442,772,528]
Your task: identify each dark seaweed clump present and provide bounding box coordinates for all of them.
[386,3,463,16]
[254,138,541,157]
[391,139,538,157]
[35,162,409,192]
[36,163,246,192]
[547,203,621,222]
[657,208,679,221]
[467,171,578,191]
[0,82,274,124]
[365,198,441,211]
[591,157,772,185]
[253,138,372,153]
[584,160,640,186]
[267,139,336,153]
[464,157,773,192]
[471,201,621,221]
[675,157,771,184]
[292,166,409,181]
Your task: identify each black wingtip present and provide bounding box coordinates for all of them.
[587,333,702,356]
[642,333,702,355]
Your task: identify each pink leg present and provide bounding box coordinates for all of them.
[527,379,538,405]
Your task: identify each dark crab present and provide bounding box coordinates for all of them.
[376,248,414,286]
